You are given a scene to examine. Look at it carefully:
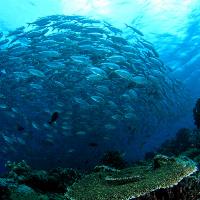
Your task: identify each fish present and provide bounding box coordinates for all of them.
[28,69,45,78]
[100,62,120,71]
[0,104,8,109]
[113,69,133,81]
[0,39,9,46]
[38,50,61,58]
[0,14,185,168]
[48,112,59,125]
[86,74,106,82]
[31,122,40,130]
[89,67,107,76]
[107,55,126,63]
[104,22,123,34]
[0,32,3,38]
[125,24,144,36]
[91,96,104,103]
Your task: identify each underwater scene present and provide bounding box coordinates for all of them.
[0,0,200,199]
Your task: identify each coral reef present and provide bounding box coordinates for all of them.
[100,151,127,169]
[135,174,200,200]
[1,156,199,200]
[8,188,48,200]
[93,165,120,173]
[157,128,200,166]
[158,128,192,156]
[143,99,200,199]
[0,178,16,200]
[5,160,81,193]
[0,178,48,200]
[152,154,175,169]
[65,155,197,200]
[193,98,200,129]
[155,100,200,161]
[6,160,31,175]
[1,160,81,200]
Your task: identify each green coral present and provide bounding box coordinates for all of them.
[9,189,48,200]
[9,188,66,200]
[181,148,200,159]
[105,174,142,185]
[93,165,120,173]
[65,155,197,200]
[5,160,31,174]
[4,160,81,193]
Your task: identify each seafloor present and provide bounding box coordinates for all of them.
[1,99,200,200]
[0,139,200,200]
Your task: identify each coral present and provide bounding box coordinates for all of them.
[193,98,200,129]
[0,180,47,200]
[0,178,17,190]
[175,128,191,147]
[105,174,142,185]
[154,99,200,162]
[65,155,197,200]
[15,184,34,194]
[144,152,156,160]
[9,189,48,200]
[157,128,192,156]
[93,165,120,173]
[135,174,200,200]
[191,129,200,148]
[153,154,175,169]
[5,161,81,193]
[5,160,31,182]
[0,178,16,200]
[5,160,31,174]
[100,151,127,169]
[157,129,200,166]
[181,148,200,159]
[1,157,199,200]
[49,167,81,188]
[1,187,66,200]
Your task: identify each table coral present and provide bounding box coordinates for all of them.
[65,155,197,200]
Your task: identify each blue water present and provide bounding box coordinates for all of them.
[0,0,199,173]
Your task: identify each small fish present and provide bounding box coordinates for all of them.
[0,32,3,38]
[48,112,59,125]
[125,24,144,36]
[0,38,9,46]
[68,149,75,153]
[0,104,8,109]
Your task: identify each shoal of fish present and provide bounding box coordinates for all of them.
[0,15,186,157]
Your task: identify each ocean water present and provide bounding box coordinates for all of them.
[0,0,199,174]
